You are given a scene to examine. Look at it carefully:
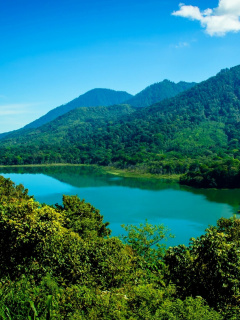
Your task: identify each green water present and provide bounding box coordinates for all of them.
[0,165,238,246]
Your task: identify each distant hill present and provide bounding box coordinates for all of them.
[1,65,240,168]
[0,80,196,141]
[0,80,195,139]
[125,80,196,107]
[23,88,133,130]
[0,104,136,149]
[0,88,133,140]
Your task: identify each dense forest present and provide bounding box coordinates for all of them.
[0,66,240,187]
[1,175,240,319]
[125,80,196,108]
[180,159,240,188]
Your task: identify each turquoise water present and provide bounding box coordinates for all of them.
[0,166,238,246]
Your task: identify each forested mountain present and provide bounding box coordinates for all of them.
[126,79,196,107]
[0,104,138,164]
[4,104,135,145]
[0,80,195,140]
[0,88,133,140]
[1,65,240,170]
[24,88,133,130]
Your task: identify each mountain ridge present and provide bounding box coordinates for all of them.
[23,88,133,130]
[0,80,196,140]
[1,65,240,168]
[125,79,196,108]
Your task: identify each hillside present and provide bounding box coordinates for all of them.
[24,88,133,130]
[1,65,240,169]
[2,104,135,143]
[0,88,133,140]
[0,80,196,141]
[126,79,196,107]
[0,104,137,165]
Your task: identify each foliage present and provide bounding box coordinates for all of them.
[0,176,134,288]
[0,175,226,319]
[121,221,173,271]
[56,195,111,238]
[126,79,196,108]
[0,275,221,320]
[165,216,240,312]
[180,159,240,188]
[154,297,223,320]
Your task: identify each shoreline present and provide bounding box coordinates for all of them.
[0,163,181,181]
[103,167,181,181]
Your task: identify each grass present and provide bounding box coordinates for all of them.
[98,167,181,181]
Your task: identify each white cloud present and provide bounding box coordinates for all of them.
[172,0,240,36]
[174,41,190,48]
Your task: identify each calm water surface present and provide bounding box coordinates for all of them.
[0,166,239,246]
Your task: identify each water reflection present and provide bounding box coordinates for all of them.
[0,165,238,246]
[1,165,240,209]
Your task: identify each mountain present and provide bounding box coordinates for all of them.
[0,80,195,140]
[126,80,196,108]
[1,65,240,168]
[0,80,196,141]
[0,88,132,140]
[1,103,134,145]
[23,88,133,130]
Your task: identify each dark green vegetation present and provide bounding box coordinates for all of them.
[0,105,136,165]
[2,175,240,319]
[126,79,196,108]
[0,65,240,188]
[180,159,240,188]
[165,217,240,318]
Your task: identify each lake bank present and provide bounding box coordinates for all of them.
[0,163,181,181]
[0,165,236,247]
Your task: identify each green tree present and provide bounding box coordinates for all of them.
[165,216,240,311]
[121,220,173,271]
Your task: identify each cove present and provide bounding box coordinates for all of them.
[0,165,238,247]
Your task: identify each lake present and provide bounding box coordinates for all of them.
[0,165,239,247]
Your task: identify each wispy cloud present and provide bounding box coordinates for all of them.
[0,103,38,116]
[172,0,240,36]
[0,102,44,133]
[174,41,190,48]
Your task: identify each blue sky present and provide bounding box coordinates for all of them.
[1,0,240,133]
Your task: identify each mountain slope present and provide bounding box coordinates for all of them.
[1,65,240,167]
[0,104,136,148]
[0,88,133,140]
[23,88,133,130]
[0,80,196,140]
[0,80,195,140]
[126,80,196,107]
